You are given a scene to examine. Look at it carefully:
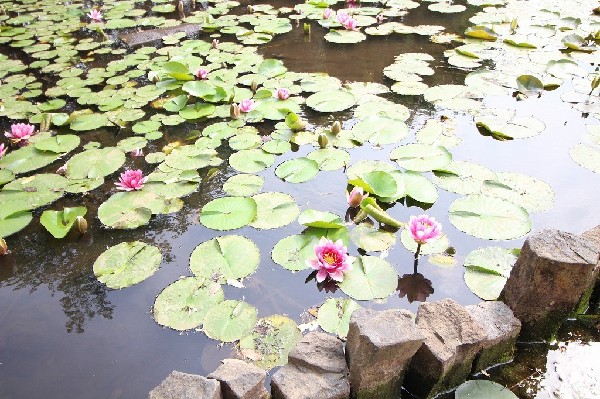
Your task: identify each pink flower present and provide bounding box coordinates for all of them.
[5,123,35,146]
[323,8,333,19]
[239,99,255,113]
[307,237,353,283]
[195,68,208,80]
[342,17,358,30]
[346,0,359,9]
[276,88,289,100]
[115,169,147,191]
[346,187,369,208]
[0,143,7,158]
[408,214,442,244]
[87,9,103,22]
[336,11,350,24]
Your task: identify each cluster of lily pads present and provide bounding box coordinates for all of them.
[0,0,599,376]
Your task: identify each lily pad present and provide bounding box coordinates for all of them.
[190,235,260,281]
[153,276,224,331]
[298,209,345,229]
[200,196,257,231]
[229,149,275,173]
[570,144,600,174]
[306,148,351,171]
[275,158,319,183]
[317,298,361,339]
[271,234,319,271]
[203,300,258,343]
[40,206,86,239]
[66,147,125,179]
[464,246,519,300]
[223,174,264,196]
[0,211,33,237]
[93,241,162,289]
[455,380,518,399]
[338,256,398,300]
[350,225,397,252]
[250,192,299,229]
[34,134,80,153]
[390,144,452,172]
[481,172,554,213]
[306,90,356,113]
[449,195,531,240]
[348,171,398,198]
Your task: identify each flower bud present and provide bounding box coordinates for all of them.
[56,164,67,175]
[247,5,254,13]
[331,121,341,135]
[250,80,258,92]
[318,132,328,148]
[230,103,241,119]
[75,216,88,234]
[0,238,7,255]
[211,39,219,49]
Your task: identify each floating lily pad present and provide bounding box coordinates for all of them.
[34,134,80,153]
[317,298,361,339]
[449,195,531,240]
[0,211,33,237]
[200,196,257,231]
[350,225,397,252]
[351,115,409,145]
[153,277,224,331]
[93,241,162,289]
[455,380,518,399]
[306,148,351,171]
[481,172,554,213]
[570,144,600,174]
[69,112,109,131]
[464,246,519,301]
[400,229,449,255]
[239,315,301,369]
[223,174,264,196]
[97,193,154,229]
[338,256,398,300]
[275,157,319,183]
[203,300,258,343]
[433,161,497,195]
[271,234,319,271]
[390,144,452,172]
[0,145,62,174]
[250,192,299,229]
[298,209,345,229]
[66,147,125,179]
[464,25,498,41]
[324,30,367,44]
[348,171,398,198]
[190,235,259,281]
[229,149,275,173]
[40,206,86,239]
[306,90,356,113]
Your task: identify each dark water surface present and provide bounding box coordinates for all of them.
[1,1,599,398]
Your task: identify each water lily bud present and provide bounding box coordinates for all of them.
[331,121,341,135]
[0,238,7,256]
[211,39,219,49]
[318,132,328,148]
[56,164,67,175]
[304,23,311,35]
[247,5,254,13]
[230,103,241,119]
[75,216,88,234]
[250,80,258,92]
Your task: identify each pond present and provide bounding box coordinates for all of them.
[0,0,599,398]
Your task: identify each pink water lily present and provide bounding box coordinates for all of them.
[195,68,208,80]
[0,143,7,158]
[408,214,442,245]
[346,186,368,208]
[323,8,333,19]
[342,17,358,30]
[5,123,36,146]
[87,9,103,22]
[307,237,353,283]
[115,169,147,191]
[336,11,350,24]
[276,88,290,100]
[239,99,255,113]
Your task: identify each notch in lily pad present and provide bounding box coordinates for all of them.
[40,206,87,238]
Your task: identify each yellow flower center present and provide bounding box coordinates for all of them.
[323,252,338,265]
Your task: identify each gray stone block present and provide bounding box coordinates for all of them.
[466,301,521,371]
[500,229,599,341]
[271,332,350,399]
[208,359,268,399]
[149,370,222,399]
[404,299,487,399]
[119,24,203,47]
[345,308,424,399]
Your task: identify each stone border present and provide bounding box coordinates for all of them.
[149,227,600,399]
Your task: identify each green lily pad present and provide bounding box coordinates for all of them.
[338,255,398,300]
[153,277,224,331]
[223,174,264,196]
[69,112,109,131]
[40,206,86,239]
[66,147,125,179]
[239,315,301,369]
[464,247,519,301]
[306,148,351,171]
[250,192,299,229]
[258,59,287,78]
[0,211,33,237]
[348,171,398,198]
[0,145,61,174]
[570,144,600,174]
[203,300,258,343]
[400,229,449,255]
[34,134,80,153]
[455,380,518,399]
[351,115,409,146]
[271,234,319,271]
[324,30,367,44]
[190,235,260,281]
[306,90,356,112]
[97,193,155,229]
[390,144,452,172]
[433,161,497,195]
[298,209,345,229]
[317,298,361,339]
[275,157,319,183]
[229,149,275,173]
[200,196,257,231]
[481,172,554,213]
[93,241,162,289]
[449,195,531,240]
[0,169,14,185]
[350,225,397,252]
[464,25,498,41]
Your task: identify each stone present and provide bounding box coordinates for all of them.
[404,299,487,399]
[345,309,424,399]
[149,370,222,399]
[208,359,268,399]
[500,229,599,341]
[465,301,521,371]
[271,332,350,399]
[119,24,204,47]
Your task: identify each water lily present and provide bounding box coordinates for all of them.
[408,214,442,245]
[342,17,358,30]
[115,169,147,191]
[276,88,290,100]
[239,99,255,113]
[230,103,241,119]
[87,9,103,22]
[5,123,36,146]
[0,143,7,158]
[307,237,353,283]
[195,68,208,80]
[336,11,350,24]
[323,8,333,19]
[346,187,369,208]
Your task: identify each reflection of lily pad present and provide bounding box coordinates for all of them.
[93,241,162,289]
